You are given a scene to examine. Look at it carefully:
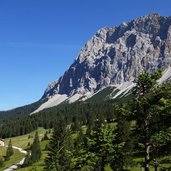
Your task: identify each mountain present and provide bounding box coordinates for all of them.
[31,13,171,114]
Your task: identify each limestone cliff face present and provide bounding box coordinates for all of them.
[43,13,171,99]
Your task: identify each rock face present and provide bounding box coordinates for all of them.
[42,13,171,100]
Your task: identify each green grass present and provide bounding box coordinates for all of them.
[2,128,50,171]
[86,87,117,103]
[108,122,117,129]
[105,164,112,171]
[17,140,49,171]
[5,127,48,149]
[0,147,24,171]
[112,90,134,104]
[0,146,6,157]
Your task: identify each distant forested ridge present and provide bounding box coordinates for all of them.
[0,101,115,138]
[0,99,47,120]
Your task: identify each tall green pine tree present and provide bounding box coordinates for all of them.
[131,70,171,171]
[44,119,72,171]
[5,139,14,161]
[26,131,41,164]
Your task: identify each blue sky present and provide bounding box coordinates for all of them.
[0,0,171,110]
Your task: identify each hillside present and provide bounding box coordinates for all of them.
[0,100,46,120]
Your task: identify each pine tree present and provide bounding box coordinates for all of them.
[71,116,80,132]
[44,119,72,171]
[132,70,171,171]
[72,122,117,171]
[5,139,14,161]
[74,128,85,151]
[110,106,133,171]
[27,131,41,164]
[89,123,114,171]
[149,83,171,171]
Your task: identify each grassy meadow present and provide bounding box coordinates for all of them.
[0,126,170,171]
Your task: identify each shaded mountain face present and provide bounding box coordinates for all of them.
[42,13,171,100]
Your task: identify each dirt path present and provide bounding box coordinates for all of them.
[3,146,27,171]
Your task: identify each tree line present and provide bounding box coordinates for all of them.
[0,101,115,138]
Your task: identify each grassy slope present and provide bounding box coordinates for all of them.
[5,127,48,149]
[0,147,24,171]
[86,87,118,103]
[1,128,49,171]
[18,140,48,171]
[86,86,134,105]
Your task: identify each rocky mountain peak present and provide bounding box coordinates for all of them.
[42,13,171,102]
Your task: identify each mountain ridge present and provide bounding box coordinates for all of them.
[32,13,171,114]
